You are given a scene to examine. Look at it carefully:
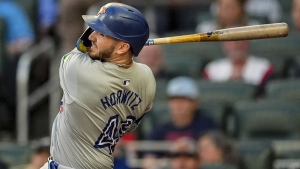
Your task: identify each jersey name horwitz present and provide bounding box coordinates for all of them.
[100,90,142,110]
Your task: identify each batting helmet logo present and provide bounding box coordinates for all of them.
[99,7,107,14]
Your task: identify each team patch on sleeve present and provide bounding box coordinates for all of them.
[59,100,64,113]
[63,54,70,61]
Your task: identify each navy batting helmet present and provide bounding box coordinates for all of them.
[82,3,149,56]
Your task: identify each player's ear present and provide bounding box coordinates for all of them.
[116,42,131,55]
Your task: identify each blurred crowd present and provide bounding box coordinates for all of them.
[0,0,300,168]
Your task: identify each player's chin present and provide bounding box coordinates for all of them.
[88,51,100,60]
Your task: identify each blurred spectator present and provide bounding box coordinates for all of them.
[210,0,283,24]
[203,40,274,96]
[135,35,175,80]
[11,145,50,169]
[245,0,282,23]
[292,0,300,32]
[38,0,58,39]
[288,0,300,77]
[147,76,218,142]
[165,137,200,169]
[196,0,260,32]
[0,0,35,56]
[0,0,35,137]
[197,130,246,169]
[142,76,218,169]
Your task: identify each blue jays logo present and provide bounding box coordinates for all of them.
[99,7,107,14]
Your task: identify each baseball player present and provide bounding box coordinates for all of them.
[41,2,156,169]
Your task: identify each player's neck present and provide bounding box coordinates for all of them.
[107,53,133,69]
[113,60,133,68]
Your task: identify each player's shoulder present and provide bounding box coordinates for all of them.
[135,62,151,70]
[62,48,89,61]
[131,62,156,88]
[70,48,88,56]
[134,62,155,76]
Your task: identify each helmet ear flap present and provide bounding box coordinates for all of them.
[76,27,94,53]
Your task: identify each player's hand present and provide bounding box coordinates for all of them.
[76,27,94,53]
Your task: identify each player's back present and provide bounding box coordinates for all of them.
[50,50,156,169]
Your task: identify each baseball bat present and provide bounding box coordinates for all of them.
[145,23,289,45]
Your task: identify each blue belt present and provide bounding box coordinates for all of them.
[48,157,59,169]
[47,157,75,169]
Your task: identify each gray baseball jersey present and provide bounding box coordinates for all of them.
[50,49,156,169]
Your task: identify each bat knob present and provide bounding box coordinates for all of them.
[145,39,154,46]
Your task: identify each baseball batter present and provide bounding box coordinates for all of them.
[41,3,156,169]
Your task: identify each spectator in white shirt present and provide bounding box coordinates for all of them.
[203,40,274,95]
